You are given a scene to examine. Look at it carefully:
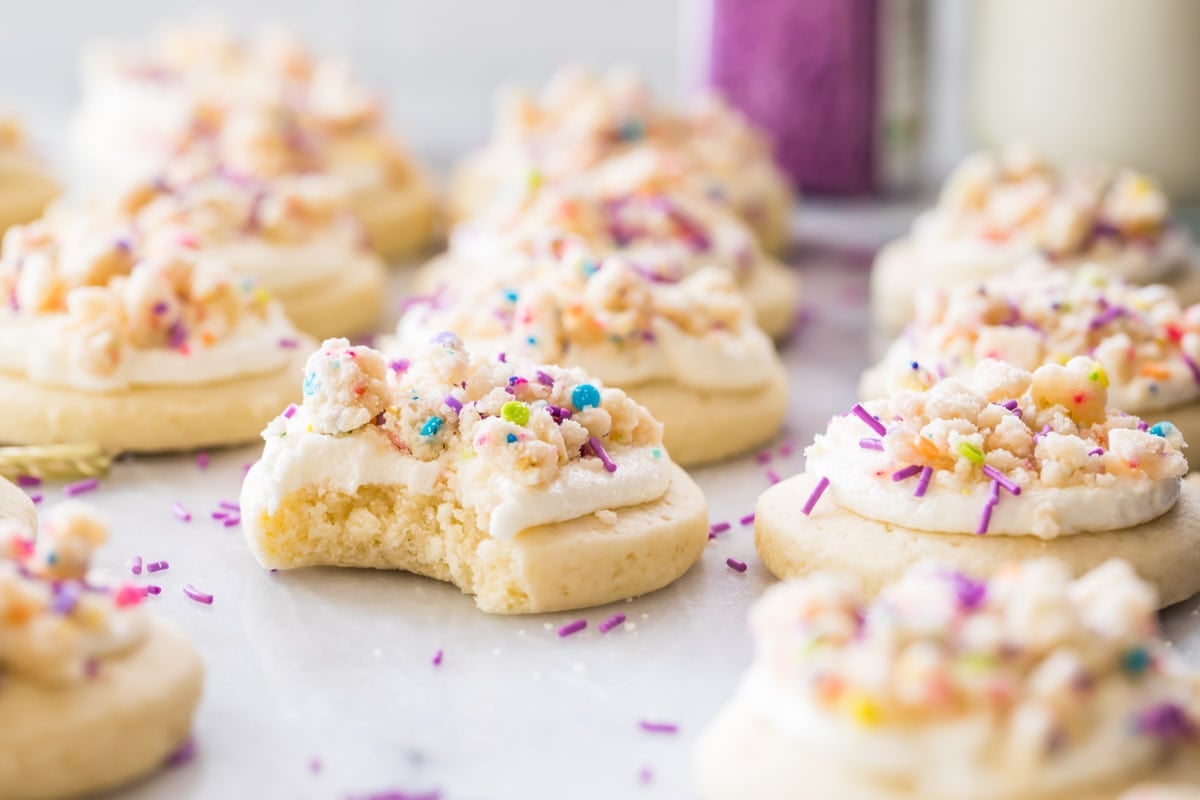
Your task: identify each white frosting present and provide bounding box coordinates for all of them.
[205,232,367,294]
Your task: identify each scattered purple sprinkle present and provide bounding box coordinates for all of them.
[1134,702,1195,741]
[164,737,196,768]
[892,465,922,482]
[586,436,618,473]
[766,469,781,485]
[779,440,795,457]
[851,403,887,436]
[283,404,298,419]
[432,649,444,666]
[558,619,587,637]
[1088,447,1105,456]
[639,767,654,784]
[739,512,755,526]
[639,721,679,734]
[146,560,169,574]
[755,450,772,465]
[802,476,830,515]
[726,558,748,573]
[1138,420,1150,431]
[948,571,988,610]
[223,517,241,528]
[28,493,42,504]
[15,475,40,488]
[130,556,143,575]
[309,757,323,773]
[708,521,731,538]
[147,585,162,596]
[278,337,300,349]
[211,511,229,520]
[63,478,99,497]
[219,500,240,511]
[1001,400,1019,411]
[859,437,884,451]
[598,613,626,633]
[172,502,192,522]
[981,465,1021,495]
[914,466,933,497]
[1184,353,1200,385]
[196,452,210,470]
[443,395,463,413]
[182,584,214,605]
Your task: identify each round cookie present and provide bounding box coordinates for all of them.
[271,257,384,340]
[0,120,59,238]
[756,472,1200,608]
[352,168,440,263]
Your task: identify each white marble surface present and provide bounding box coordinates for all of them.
[9,231,1186,800]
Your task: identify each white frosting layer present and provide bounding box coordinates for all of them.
[244,405,672,540]
[206,233,367,294]
[806,414,1180,538]
[0,306,299,391]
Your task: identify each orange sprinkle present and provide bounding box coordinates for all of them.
[1140,363,1171,380]
[915,437,941,460]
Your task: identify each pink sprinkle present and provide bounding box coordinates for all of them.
[309,757,322,773]
[223,516,241,528]
[779,440,795,457]
[211,511,228,520]
[147,585,162,595]
[146,560,169,573]
[639,767,654,784]
[172,502,192,522]
[755,450,772,465]
[726,558,747,573]
[432,649,444,666]
[766,469,781,485]
[182,584,214,605]
[278,337,299,349]
[801,476,830,515]
[558,619,587,637]
[851,403,887,436]
[639,721,679,734]
[739,512,755,526]
[598,613,626,633]
[15,475,41,488]
[283,404,298,419]
[914,466,933,497]
[219,500,240,511]
[130,556,143,575]
[196,452,210,470]
[64,478,99,497]
[164,737,196,768]
[29,493,42,504]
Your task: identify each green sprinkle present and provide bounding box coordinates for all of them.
[501,401,530,426]
[957,441,985,465]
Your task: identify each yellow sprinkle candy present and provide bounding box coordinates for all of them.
[253,288,272,305]
[1053,352,1071,365]
[846,694,882,727]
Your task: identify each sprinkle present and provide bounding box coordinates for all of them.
[432,649,444,666]
[766,469,781,485]
[558,619,587,637]
[639,767,654,784]
[164,737,196,768]
[1183,353,1200,385]
[859,437,884,451]
[1149,422,1174,438]
[957,441,985,465]
[708,521,731,538]
[598,613,626,633]
[571,383,601,410]
[949,572,988,610]
[779,440,795,457]
[536,370,555,387]
[420,416,443,437]
[739,513,755,526]
[851,404,887,436]
[1089,306,1125,330]
[115,585,143,607]
[1088,447,1104,456]
[1121,647,1151,676]
[195,452,210,470]
[1133,702,1195,741]
[211,511,229,520]
[977,485,1000,535]
[497,352,507,363]
[15,475,40,488]
[146,560,169,574]
[892,465,922,482]
[182,585,214,605]
[981,465,1021,495]
[172,502,192,521]
[390,358,410,375]
[914,466,933,497]
[130,556,143,575]
[219,501,240,511]
[64,478,99,497]
[726,558,748,573]
[1138,420,1150,431]
[501,401,530,426]
[441,395,463,415]
[639,721,679,735]
[278,337,299,349]
[147,585,162,595]
[802,477,830,516]
[846,694,882,727]
[586,436,618,473]
[1088,365,1109,387]
[1000,400,1019,411]
[223,517,241,528]
[755,450,773,465]
[29,493,41,504]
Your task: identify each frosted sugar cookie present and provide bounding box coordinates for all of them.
[419,176,799,339]
[757,357,1200,607]
[0,118,58,237]
[240,335,709,614]
[863,265,1200,468]
[69,25,436,260]
[84,165,384,338]
[871,148,1197,334]
[0,219,311,452]
[696,559,1200,800]
[397,243,788,466]
[448,66,794,253]
[0,494,204,799]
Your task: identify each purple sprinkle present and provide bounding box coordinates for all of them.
[211,511,228,520]
[182,584,214,605]
[586,436,618,473]
[164,737,196,768]
[892,465,922,481]
[981,465,1022,496]
[1138,420,1150,431]
[558,619,587,637]
[779,440,795,457]
[755,450,773,465]
[443,395,463,413]
[152,300,169,315]
[389,359,410,375]
[309,758,322,773]
[766,469,781,485]
[536,370,555,387]
[708,521,731,537]
[639,767,654,785]
[219,501,240,511]
[147,585,162,595]
[949,571,988,610]
[52,582,81,614]
[432,649,444,666]
[802,476,830,516]
[1001,400,1019,410]
[1088,447,1104,456]
[1089,306,1125,330]
[15,475,40,488]
[223,517,241,528]
[63,478,99,497]
[977,501,995,535]
[726,557,748,573]
[639,721,679,735]
[29,493,42,504]
[1183,353,1200,385]
[497,352,507,363]
[598,613,626,633]
[283,403,298,419]
[146,560,169,574]
[172,502,192,522]
[851,403,888,436]
[195,452,210,470]
[914,466,933,497]
[130,556,143,575]
[859,437,884,451]
[1134,702,1196,741]
[278,337,299,349]
[739,513,755,526]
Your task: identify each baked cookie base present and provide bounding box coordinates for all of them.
[0,175,59,238]
[627,362,789,467]
[694,696,1200,800]
[0,619,204,800]
[241,462,708,614]
[0,346,311,453]
[755,472,1200,608]
[352,170,439,262]
[275,256,385,339]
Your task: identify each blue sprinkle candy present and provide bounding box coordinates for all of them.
[302,371,319,397]
[421,417,443,437]
[1149,422,1174,438]
[503,289,519,303]
[506,433,518,444]
[572,383,601,411]
[1121,647,1151,676]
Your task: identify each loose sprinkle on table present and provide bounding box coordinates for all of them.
[146,560,169,573]
[726,558,748,573]
[432,649,444,666]
[739,513,755,526]
[16,475,41,488]
[172,502,192,522]
[558,619,587,637]
[164,737,196,768]
[765,469,780,485]
[64,478,99,497]
[708,521,730,539]
[130,556,143,575]
[598,613,626,633]
[28,493,42,504]
[196,452,210,470]
[639,721,679,734]
[182,585,214,605]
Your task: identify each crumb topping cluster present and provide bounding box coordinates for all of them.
[0,502,147,685]
[899,265,1200,404]
[933,148,1171,257]
[270,335,664,484]
[753,559,1198,755]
